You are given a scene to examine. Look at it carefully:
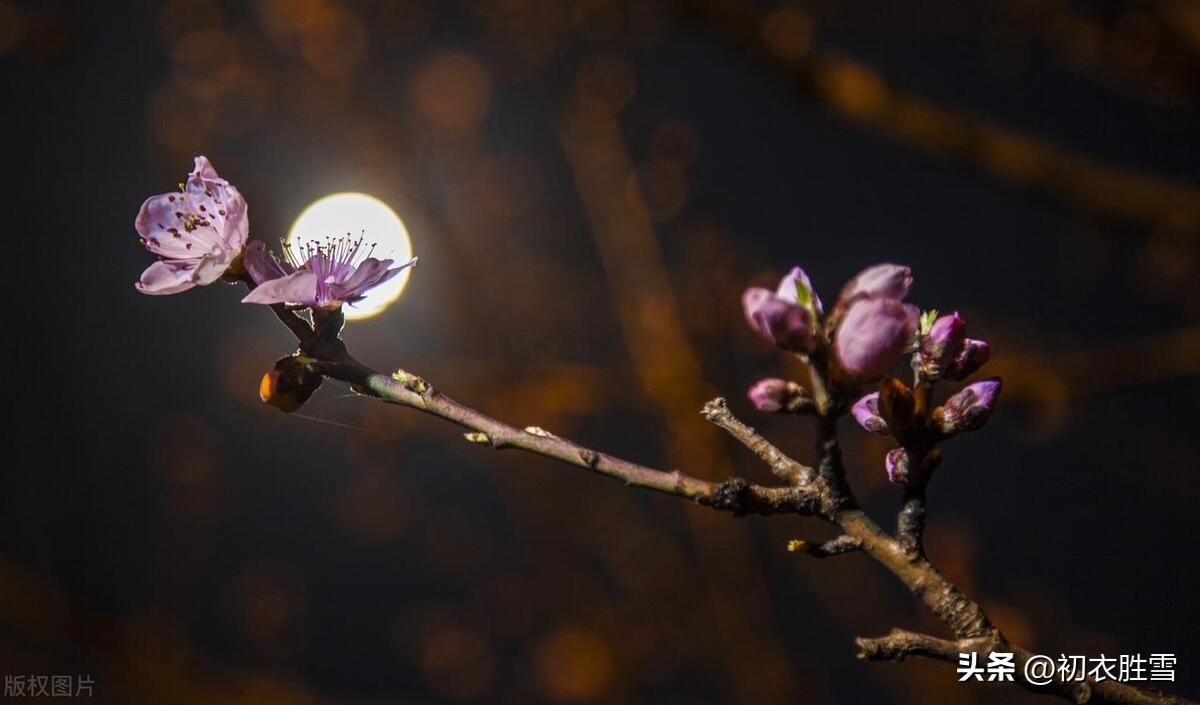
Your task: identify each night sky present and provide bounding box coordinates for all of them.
[2,1,1199,703]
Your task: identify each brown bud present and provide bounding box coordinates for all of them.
[877,377,917,442]
[259,355,323,413]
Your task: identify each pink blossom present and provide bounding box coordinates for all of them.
[135,156,248,295]
[242,235,416,309]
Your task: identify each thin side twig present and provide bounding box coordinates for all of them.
[701,397,815,486]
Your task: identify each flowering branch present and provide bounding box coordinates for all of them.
[134,158,1195,705]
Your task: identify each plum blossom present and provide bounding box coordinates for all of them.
[135,156,249,295]
[242,235,417,309]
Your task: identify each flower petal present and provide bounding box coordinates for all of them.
[335,256,417,301]
[244,241,292,284]
[242,270,319,305]
[135,260,200,296]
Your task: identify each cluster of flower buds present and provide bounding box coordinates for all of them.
[742,263,920,413]
[852,376,1001,484]
[742,261,1001,485]
[916,310,990,381]
[134,157,418,414]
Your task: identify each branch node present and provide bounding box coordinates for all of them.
[391,369,430,395]
[463,431,492,446]
[578,449,600,468]
[710,477,751,516]
[787,535,862,558]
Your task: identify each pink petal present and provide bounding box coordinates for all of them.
[218,188,249,251]
[244,241,292,284]
[336,257,417,300]
[242,270,319,305]
[191,155,221,182]
[135,260,200,296]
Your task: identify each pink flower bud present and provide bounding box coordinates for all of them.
[935,378,1002,436]
[920,312,966,375]
[747,378,812,413]
[834,263,912,312]
[742,287,816,353]
[776,266,822,315]
[885,447,910,484]
[851,392,888,434]
[831,298,919,385]
[943,338,990,381]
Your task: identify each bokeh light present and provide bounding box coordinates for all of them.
[286,192,414,321]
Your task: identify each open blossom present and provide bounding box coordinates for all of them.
[135,156,248,295]
[741,266,819,352]
[242,235,417,309]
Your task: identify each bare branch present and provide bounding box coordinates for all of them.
[701,397,815,486]
[315,362,823,517]
[855,628,981,663]
[857,629,1193,705]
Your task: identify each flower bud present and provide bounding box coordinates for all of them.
[259,356,323,413]
[943,338,990,381]
[920,312,965,378]
[742,287,816,353]
[834,263,912,313]
[776,266,822,316]
[748,378,813,413]
[935,378,1001,436]
[831,298,919,385]
[885,447,910,484]
[851,392,888,434]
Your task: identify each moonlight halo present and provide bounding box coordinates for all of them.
[286,192,414,321]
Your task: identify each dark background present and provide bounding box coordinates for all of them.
[2,1,1199,703]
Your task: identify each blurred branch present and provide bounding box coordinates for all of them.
[997,0,1200,106]
[675,0,1200,236]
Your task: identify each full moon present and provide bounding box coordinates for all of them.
[286,193,414,321]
